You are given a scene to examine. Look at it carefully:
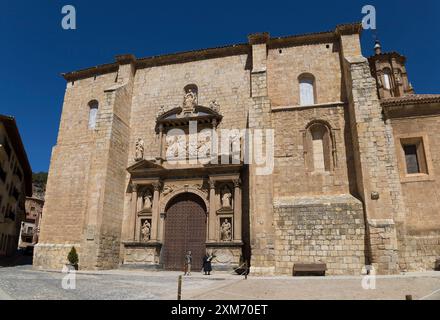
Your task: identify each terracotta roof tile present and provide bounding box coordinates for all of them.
[381,94,440,107]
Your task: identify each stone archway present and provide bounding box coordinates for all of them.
[162,193,207,271]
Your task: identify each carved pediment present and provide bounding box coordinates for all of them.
[156,104,221,120]
[127,159,164,174]
[155,104,222,132]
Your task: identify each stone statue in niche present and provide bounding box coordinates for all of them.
[197,132,211,157]
[143,190,152,210]
[220,219,232,241]
[183,89,197,114]
[221,186,232,208]
[135,138,144,161]
[166,135,187,158]
[141,220,151,241]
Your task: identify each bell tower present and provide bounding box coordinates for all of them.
[368,40,414,99]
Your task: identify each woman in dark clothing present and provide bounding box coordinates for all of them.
[202,253,213,275]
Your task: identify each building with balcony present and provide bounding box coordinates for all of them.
[0,115,32,257]
[18,197,44,250]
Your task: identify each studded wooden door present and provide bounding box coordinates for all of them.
[163,193,207,271]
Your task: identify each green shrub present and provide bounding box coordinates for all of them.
[67,246,79,265]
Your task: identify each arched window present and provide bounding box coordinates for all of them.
[304,122,333,172]
[299,74,316,106]
[383,68,392,90]
[311,125,326,172]
[88,100,99,129]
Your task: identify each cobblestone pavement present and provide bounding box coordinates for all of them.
[1,265,439,300]
[190,274,440,300]
[0,265,238,300]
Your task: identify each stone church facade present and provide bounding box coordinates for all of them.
[33,23,440,275]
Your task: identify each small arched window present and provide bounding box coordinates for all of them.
[88,100,99,129]
[299,74,316,106]
[383,68,392,90]
[311,125,326,172]
[305,122,333,172]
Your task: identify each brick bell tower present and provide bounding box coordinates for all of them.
[368,40,415,99]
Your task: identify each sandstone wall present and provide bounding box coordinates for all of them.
[248,40,276,275]
[273,195,365,275]
[267,41,343,106]
[340,33,403,274]
[272,105,356,197]
[390,115,440,270]
[34,65,134,270]
[37,72,118,248]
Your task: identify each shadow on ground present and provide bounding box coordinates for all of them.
[0,249,33,267]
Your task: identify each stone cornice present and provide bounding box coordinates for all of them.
[368,51,407,64]
[271,101,346,112]
[62,63,119,82]
[382,95,440,119]
[381,94,440,107]
[62,23,362,82]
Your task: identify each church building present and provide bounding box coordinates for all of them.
[33,23,440,275]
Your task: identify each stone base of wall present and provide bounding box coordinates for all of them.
[121,242,243,271]
[33,243,81,270]
[250,266,276,275]
[368,219,399,275]
[207,242,243,271]
[273,194,366,276]
[399,234,440,271]
[122,242,161,266]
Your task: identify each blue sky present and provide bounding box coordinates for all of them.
[0,0,439,172]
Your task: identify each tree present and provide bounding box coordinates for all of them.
[67,246,79,265]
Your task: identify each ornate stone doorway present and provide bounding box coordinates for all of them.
[162,193,207,271]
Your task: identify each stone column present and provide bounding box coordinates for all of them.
[248,32,275,275]
[233,179,242,242]
[338,27,402,274]
[151,182,161,241]
[158,124,164,160]
[211,119,218,162]
[208,180,217,242]
[131,184,138,241]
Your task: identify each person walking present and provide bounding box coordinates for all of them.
[202,252,213,275]
[184,251,192,276]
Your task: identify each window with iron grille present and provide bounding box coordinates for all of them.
[401,137,428,175]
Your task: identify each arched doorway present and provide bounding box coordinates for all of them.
[162,193,207,270]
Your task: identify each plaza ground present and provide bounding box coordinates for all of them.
[0,264,439,300]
